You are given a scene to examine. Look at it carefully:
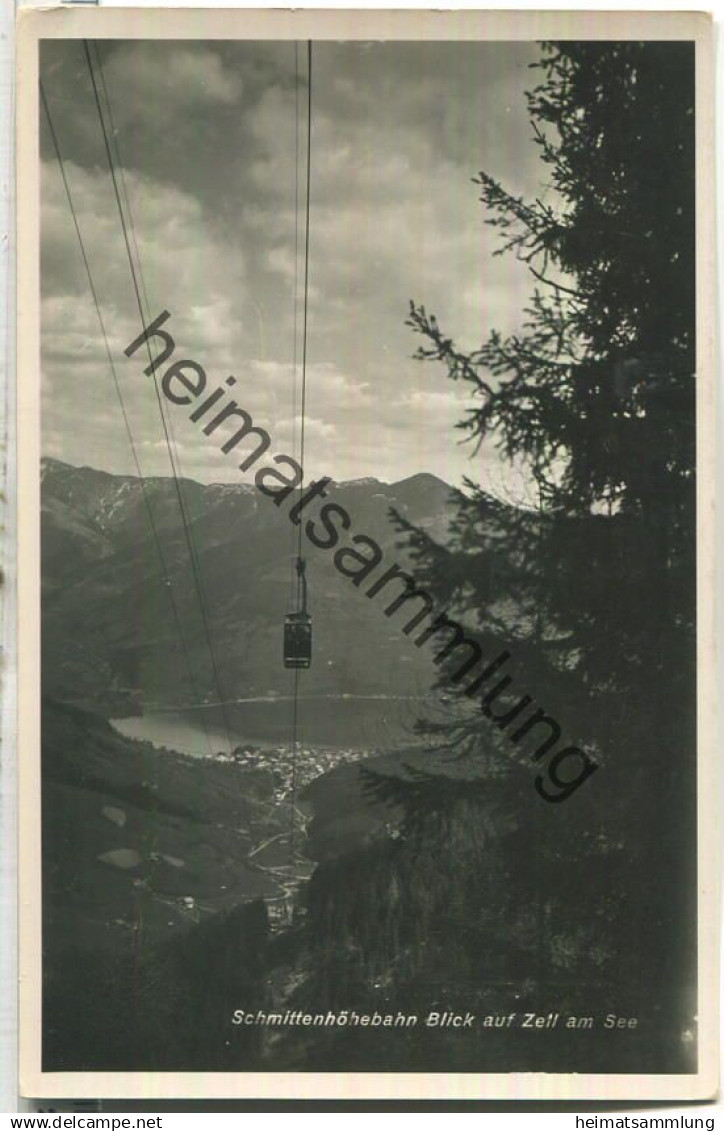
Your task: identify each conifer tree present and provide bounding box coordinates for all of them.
[402,41,695,768]
[300,42,697,1072]
[373,40,696,1063]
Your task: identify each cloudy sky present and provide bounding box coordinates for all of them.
[40,38,544,490]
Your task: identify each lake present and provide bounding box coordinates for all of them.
[111,695,436,757]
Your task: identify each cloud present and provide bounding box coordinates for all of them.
[41,156,255,479]
[40,39,547,488]
[105,43,243,118]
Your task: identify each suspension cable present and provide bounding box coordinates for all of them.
[289,41,301,609]
[296,40,313,573]
[83,40,235,756]
[289,41,313,867]
[288,43,301,858]
[87,43,217,757]
[40,79,215,757]
[92,44,195,498]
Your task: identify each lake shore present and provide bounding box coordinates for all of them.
[111,693,433,757]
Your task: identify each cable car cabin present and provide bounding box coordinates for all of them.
[284,612,312,669]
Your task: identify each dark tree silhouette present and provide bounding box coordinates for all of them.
[404,41,695,747]
[297,41,698,1073]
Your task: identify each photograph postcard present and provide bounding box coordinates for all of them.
[15,6,718,1102]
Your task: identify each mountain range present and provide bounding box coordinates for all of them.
[41,457,456,712]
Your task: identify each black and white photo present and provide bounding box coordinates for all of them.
[17,7,717,1102]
